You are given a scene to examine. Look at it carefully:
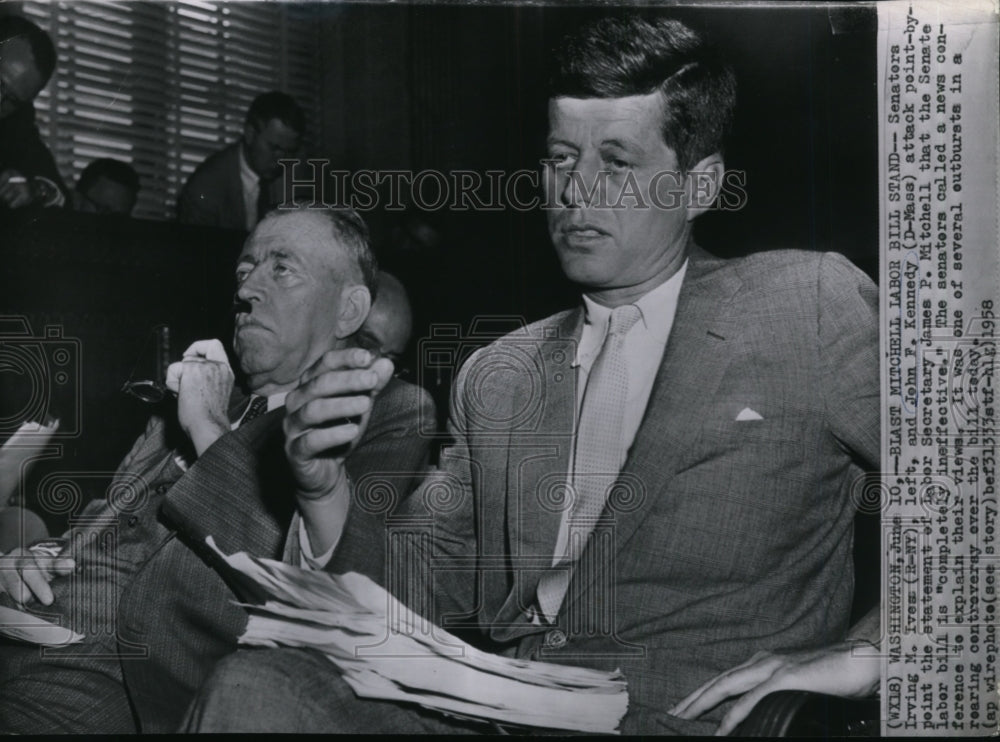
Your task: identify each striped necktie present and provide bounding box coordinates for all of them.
[238,395,268,427]
[535,303,642,623]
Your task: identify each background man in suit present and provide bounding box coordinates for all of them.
[176,90,304,231]
[0,206,435,733]
[72,158,139,216]
[0,14,66,211]
[185,15,880,735]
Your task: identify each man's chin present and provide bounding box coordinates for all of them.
[556,254,611,288]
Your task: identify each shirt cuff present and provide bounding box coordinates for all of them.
[298,516,338,570]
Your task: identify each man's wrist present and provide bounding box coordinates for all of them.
[296,466,349,504]
[188,419,229,456]
[296,471,352,558]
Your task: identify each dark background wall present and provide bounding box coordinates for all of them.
[312,3,878,321]
[1,3,878,538]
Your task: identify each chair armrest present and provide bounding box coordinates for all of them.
[734,691,880,737]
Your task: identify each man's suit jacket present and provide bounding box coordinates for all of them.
[332,247,879,735]
[0,104,68,199]
[175,143,286,231]
[0,379,433,733]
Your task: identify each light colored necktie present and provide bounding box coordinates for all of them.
[535,304,641,623]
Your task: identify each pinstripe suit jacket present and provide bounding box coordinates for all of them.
[331,247,879,735]
[0,378,433,733]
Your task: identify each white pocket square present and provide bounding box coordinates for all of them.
[735,407,764,421]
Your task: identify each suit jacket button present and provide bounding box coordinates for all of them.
[155,484,170,495]
[544,629,567,649]
[127,515,139,527]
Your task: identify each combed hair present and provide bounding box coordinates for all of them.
[549,15,736,172]
[77,158,139,194]
[0,14,57,82]
[245,91,306,136]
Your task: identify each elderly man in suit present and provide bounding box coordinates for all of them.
[176,91,304,232]
[0,206,434,733]
[185,15,880,735]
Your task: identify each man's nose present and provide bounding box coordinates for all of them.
[560,155,602,208]
[235,269,264,302]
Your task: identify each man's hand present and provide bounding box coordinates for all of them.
[669,641,880,735]
[284,348,393,497]
[0,547,75,606]
[283,348,393,556]
[0,169,34,209]
[165,339,235,456]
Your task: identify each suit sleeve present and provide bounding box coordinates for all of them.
[0,106,68,198]
[176,173,214,226]
[817,252,880,470]
[303,379,440,573]
[327,364,481,626]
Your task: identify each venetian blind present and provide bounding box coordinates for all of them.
[20,0,319,220]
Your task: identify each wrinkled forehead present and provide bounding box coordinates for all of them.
[238,210,341,267]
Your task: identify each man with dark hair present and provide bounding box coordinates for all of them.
[185,14,879,735]
[177,90,305,231]
[73,158,140,216]
[0,14,67,211]
[0,206,435,734]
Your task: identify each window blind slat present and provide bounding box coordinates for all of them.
[22,0,318,220]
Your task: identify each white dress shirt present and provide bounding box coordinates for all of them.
[238,146,260,232]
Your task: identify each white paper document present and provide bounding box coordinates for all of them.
[0,605,83,646]
[206,537,629,734]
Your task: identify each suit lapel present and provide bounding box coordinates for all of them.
[490,310,579,638]
[507,308,581,559]
[227,144,248,229]
[562,246,744,618]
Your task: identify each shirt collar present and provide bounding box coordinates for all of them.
[577,258,689,355]
[265,391,287,411]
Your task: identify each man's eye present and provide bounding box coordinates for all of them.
[546,152,574,167]
[274,263,291,275]
[607,158,630,170]
[235,269,250,282]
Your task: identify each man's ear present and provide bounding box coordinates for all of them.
[335,284,372,339]
[684,153,726,221]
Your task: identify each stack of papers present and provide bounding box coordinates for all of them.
[206,537,628,734]
[0,605,82,646]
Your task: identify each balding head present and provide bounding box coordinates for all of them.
[356,272,413,363]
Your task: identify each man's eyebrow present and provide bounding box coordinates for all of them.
[267,249,298,263]
[600,138,644,153]
[545,137,578,149]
